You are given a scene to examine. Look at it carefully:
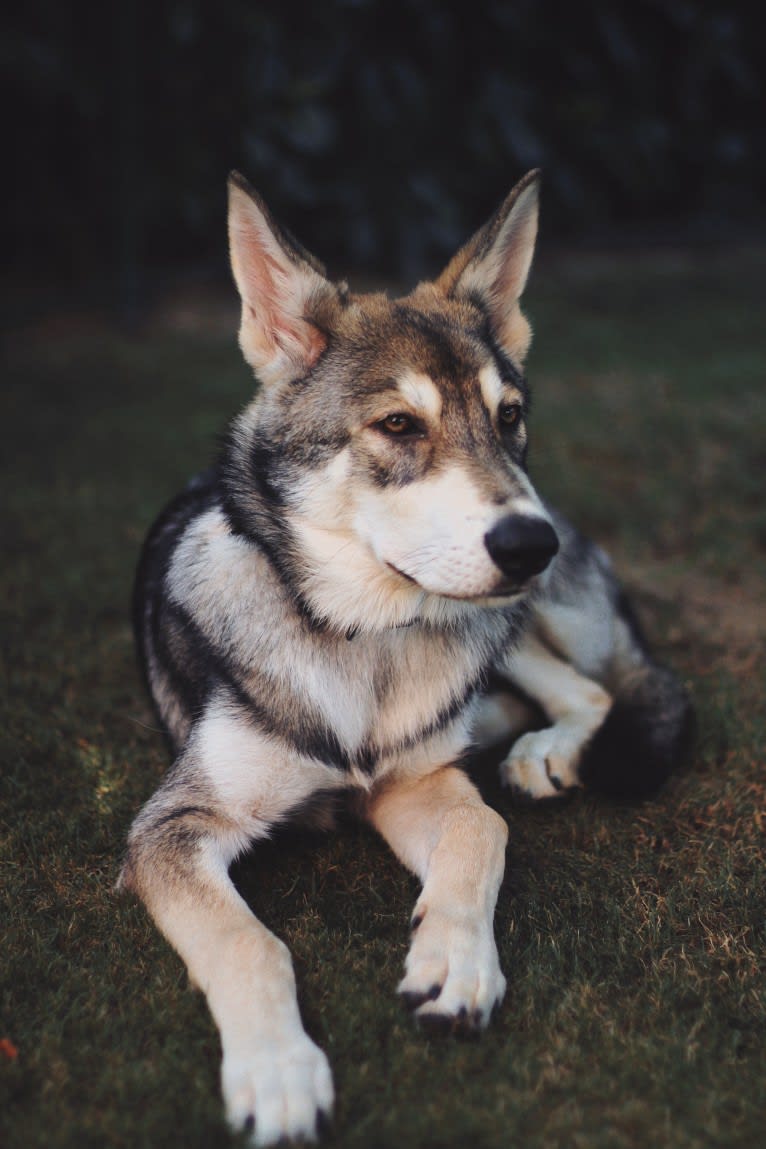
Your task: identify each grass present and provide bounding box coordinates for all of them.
[2,246,765,1149]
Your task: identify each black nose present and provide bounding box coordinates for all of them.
[484,515,559,583]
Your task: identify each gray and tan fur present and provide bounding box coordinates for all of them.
[120,170,691,1146]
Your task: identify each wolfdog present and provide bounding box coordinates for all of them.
[120,170,690,1145]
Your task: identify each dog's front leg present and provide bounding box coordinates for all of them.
[120,721,336,1145]
[499,632,612,798]
[366,766,508,1031]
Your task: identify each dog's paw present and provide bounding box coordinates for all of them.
[222,1033,333,1146]
[500,725,584,799]
[398,904,506,1033]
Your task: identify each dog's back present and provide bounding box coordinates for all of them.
[133,470,220,752]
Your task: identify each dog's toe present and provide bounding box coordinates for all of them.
[500,729,583,799]
[222,1034,333,1146]
[397,904,506,1037]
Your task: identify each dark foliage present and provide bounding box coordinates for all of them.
[6,0,764,290]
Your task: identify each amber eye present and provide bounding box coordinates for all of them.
[377,413,420,436]
[498,402,522,428]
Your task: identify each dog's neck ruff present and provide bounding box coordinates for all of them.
[296,562,533,650]
[219,464,534,643]
[297,570,490,641]
[344,620,414,642]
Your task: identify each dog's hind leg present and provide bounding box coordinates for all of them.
[365,765,508,1032]
[498,633,612,799]
[119,699,338,1147]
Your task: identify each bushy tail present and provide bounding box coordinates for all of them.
[580,661,694,798]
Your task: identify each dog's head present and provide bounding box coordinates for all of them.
[223,171,558,633]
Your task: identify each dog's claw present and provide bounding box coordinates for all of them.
[416,1009,482,1039]
[222,1034,333,1146]
[501,726,590,799]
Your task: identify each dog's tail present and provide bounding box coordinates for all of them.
[579,601,694,798]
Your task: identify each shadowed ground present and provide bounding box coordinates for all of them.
[2,248,765,1148]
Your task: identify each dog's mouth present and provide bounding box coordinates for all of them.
[385,562,419,584]
[385,562,530,602]
[485,577,532,599]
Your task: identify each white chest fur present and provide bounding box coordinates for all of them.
[168,508,508,774]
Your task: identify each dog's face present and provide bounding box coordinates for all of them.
[225,172,558,632]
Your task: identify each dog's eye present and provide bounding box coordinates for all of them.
[498,403,522,428]
[376,413,421,437]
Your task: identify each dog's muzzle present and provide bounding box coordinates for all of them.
[484,514,559,586]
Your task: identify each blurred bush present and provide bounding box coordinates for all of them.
[6,0,764,286]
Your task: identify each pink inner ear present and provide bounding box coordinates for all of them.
[236,219,327,371]
[244,297,327,374]
[279,309,327,369]
[493,193,538,306]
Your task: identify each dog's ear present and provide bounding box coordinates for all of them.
[228,172,336,385]
[436,170,540,364]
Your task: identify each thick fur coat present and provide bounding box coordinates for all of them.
[121,171,690,1146]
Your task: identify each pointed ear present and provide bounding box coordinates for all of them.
[436,170,540,364]
[228,172,335,385]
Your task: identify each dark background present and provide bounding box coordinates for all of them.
[3,10,766,1147]
[5,0,764,323]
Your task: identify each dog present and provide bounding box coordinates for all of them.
[120,170,691,1146]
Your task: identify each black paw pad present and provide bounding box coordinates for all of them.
[243,1113,255,1135]
[400,982,441,1011]
[410,912,424,932]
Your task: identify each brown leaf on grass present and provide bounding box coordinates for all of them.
[0,1038,19,1060]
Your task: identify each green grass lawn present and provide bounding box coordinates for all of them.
[2,248,765,1148]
